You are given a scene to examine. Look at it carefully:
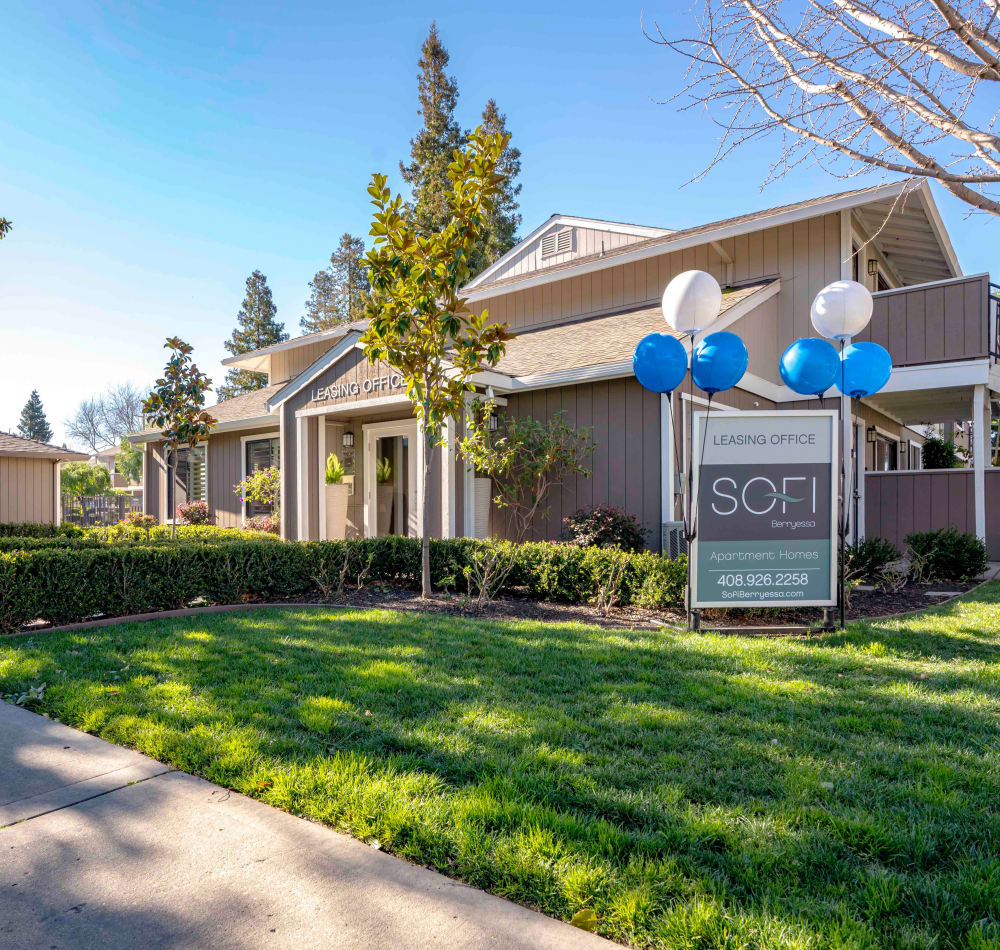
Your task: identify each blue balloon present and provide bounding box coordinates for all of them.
[633,332,688,394]
[779,337,840,397]
[691,331,748,395]
[837,341,892,397]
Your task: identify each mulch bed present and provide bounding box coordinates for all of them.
[282,579,980,632]
[7,580,982,638]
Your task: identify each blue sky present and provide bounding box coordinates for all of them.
[1,0,996,446]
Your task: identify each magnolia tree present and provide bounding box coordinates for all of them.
[361,125,515,597]
[143,338,216,538]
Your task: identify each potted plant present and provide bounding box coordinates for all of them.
[376,456,394,535]
[324,453,349,540]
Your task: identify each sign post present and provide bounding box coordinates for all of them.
[691,409,838,610]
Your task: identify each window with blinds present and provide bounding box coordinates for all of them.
[245,437,280,517]
[167,444,207,513]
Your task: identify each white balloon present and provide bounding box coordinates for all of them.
[810,280,873,341]
[661,270,722,335]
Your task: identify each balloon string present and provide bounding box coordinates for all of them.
[691,391,713,542]
[670,389,684,526]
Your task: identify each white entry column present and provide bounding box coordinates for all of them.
[973,383,988,540]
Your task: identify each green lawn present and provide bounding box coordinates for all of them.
[3,587,1000,949]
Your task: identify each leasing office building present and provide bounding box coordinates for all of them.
[134,178,1000,557]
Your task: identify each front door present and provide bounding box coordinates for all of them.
[363,420,420,537]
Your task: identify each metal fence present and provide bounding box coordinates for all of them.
[62,492,143,527]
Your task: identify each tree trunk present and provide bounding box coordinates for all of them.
[168,450,176,540]
[421,428,432,598]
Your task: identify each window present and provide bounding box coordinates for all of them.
[167,444,207,514]
[874,435,899,471]
[851,243,860,283]
[244,437,279,518]
[541,228,573,259]
[877,272,890,292]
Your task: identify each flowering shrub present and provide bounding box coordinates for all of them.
[235,466,281,517]
[563,505,647,552]
[245,515,280,535]
[119,512,157,530]
[176,500,211,525]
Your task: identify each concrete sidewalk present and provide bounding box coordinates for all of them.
[0,702,612,950]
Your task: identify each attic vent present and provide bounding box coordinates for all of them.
[540,228,574,259]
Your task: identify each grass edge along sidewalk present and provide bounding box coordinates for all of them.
[2,584,999,949]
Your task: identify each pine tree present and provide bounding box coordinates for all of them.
[300,233,371,334]
[468,99,522,275]
[217,270,288,401]
[17,390,53,443]
[399,22,466,234]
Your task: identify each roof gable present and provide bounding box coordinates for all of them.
[466,215,672,291]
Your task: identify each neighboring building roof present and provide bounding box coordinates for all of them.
[495,279,775,377]
[0,432,88,461]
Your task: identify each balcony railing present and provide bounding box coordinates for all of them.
[862,273,993,367]
[991,282,999,362]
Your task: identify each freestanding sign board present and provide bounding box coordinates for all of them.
[691,409,838,608]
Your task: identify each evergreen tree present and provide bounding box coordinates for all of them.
[300,233,371,334]
[17,390,53,443]
[217,270,288,401]
[468,99,522,275]
[399,22,465,234]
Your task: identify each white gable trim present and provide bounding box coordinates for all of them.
[464,214,672,291]
[265,331,363,412]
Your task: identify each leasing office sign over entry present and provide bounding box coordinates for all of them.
[691,410,838,608]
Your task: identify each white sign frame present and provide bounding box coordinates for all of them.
[690,408,839,609]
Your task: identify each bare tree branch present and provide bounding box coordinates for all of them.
[651,0,1000,217]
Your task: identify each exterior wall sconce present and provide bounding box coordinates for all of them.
[866,425,877,444]
[343,431,354,448]
[867,259,878,277]
[488,412,499,432]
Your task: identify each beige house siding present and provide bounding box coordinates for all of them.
[0,457,56,523]
[501,378,663,544]
[488,223,664,285]
[208,431,246,528]
[270,340,337,386]
[474,214,842,361]
[295,347,407,414]
[142,443,166,521]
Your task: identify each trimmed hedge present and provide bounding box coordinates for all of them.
[0,537,687,632]
[0,524,278,551]
[0,522,83,539]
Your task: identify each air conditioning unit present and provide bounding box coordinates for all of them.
[661,521,687,559]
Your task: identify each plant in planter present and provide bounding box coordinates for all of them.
[375,457,394,535]
[324,453,349,540]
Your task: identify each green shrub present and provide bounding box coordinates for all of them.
[921,437,963,470]
[905,528,989,582]
[563,505,647,552]
[0,537,686,631]
[0,522,83,539]
[845,537,900,581]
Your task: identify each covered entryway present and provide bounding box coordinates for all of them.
[362,418,420,538]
